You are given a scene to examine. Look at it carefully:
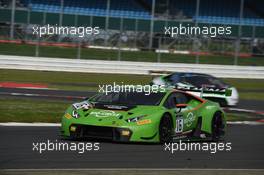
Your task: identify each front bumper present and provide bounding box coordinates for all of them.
[61,121,160,142]
[66,124,132,142]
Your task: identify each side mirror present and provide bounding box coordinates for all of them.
[176,103,188,108]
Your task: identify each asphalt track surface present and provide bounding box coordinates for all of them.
[0,87,263,169]
[0,125,263,169]
[0,87,263,111]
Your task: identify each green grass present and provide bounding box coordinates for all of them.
[238,92,264,100]
[1,69,263,100]
[223,78,264,100]
[0,97,256,123]
[0,69,151,85]
[0,43,264,66]
[226,113,260,121]
[0,97,70,123]
[0,69,152,91]
[223,78,264,91]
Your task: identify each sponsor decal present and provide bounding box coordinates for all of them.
[73,101,91,110]
[184,112,196,127]
[173,135,187,140]
[90,111,121,118]
[175,85,226,94]
[103,105,128,110]
[136,119,152,125]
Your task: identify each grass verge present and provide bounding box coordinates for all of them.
[0,97,259,123]
[0,97,70,123]
[0,69,263,100]
[0,43,264,66]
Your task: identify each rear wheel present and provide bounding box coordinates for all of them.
[159,114,173,143]
[211,112,225,141]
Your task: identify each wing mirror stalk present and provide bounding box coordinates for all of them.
[175,103,188,113]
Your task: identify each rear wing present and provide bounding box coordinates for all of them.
[174,85,232,97]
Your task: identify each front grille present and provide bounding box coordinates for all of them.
[71,124,113,139]
[70,124,132,142]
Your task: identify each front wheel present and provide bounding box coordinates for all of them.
[159,114,173,143]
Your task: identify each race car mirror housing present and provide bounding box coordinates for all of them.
[176,103,188,108]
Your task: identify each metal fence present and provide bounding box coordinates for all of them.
[0,0,263,65]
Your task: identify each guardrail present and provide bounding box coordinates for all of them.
[0,55,264,79]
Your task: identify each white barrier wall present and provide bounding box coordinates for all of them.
[0,55,264,79]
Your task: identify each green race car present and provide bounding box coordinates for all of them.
[61,89,226,143]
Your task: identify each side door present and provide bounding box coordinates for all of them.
[163,92,187,135]
[174,92,202,133]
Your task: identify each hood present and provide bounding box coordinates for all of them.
[85,105,160,119]
[73,104,162,127]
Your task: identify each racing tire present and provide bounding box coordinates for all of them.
[192,118,202,138]
[211,112,225,141]
[159,114,173,143]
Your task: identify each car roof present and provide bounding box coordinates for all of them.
[170,72,212,77]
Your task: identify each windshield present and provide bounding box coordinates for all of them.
[164,73,180,84]
[90,92,165,106]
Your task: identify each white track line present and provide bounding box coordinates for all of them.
[0,92,85,99]
[0,122,60,126]
[224,107,264,115]
[227,121,264,125]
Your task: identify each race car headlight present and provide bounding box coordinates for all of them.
[72,110,80,119]
[126,115,147,123]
